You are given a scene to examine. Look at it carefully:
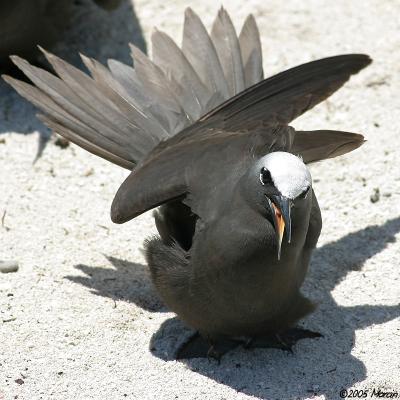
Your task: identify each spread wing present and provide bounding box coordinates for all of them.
[183,54,371,134]
[111,125,364,224]
[2,3,370,229]
[111,124,295,224]
[111,55,369,223]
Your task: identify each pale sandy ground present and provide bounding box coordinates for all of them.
[0,1,399,399]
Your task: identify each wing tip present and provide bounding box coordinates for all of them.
[1,74,13,85]
[110,195,130,224]
[328,131,366,159]
[1,74,23,94]
[9,55,26,69]
[111,178,133,224]
[1,73,30,94]
[184,7,196,19]
[355,53,373,68]
[218,5,227,16]
[342,53,373,73]
[110,208,126,224]
[184,7,204,26]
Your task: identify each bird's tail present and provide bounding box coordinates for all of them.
[3,7,262,170]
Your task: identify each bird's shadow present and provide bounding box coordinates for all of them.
[66,255,165,312]
[149,217,400,399]
[0,0,146,158]
[67,217,400,399]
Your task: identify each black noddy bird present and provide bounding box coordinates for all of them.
[0,0,122,71]
[3,7,371,360]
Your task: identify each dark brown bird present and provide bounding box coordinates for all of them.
[0,0,122,71]
[3,7,371,360]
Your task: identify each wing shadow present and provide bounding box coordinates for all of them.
[66,255,165,312]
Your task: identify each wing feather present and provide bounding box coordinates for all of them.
[239,14,263,87]
[211,7,245,96]
[292,130,365,163]
[182,8,230,102]
[199,54,372,129]
[151,29,210,120]
[4,74,136,166]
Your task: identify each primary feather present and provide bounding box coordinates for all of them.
[151,29,209,120]
[211,7,245,96]
[182,8,230,103]
[3,7,267,168]
[239,14,263,86]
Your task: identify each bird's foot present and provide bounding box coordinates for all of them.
[243,333,293,352]
[176,332,241,361]
[245,327,322,352]
[176,328,322,359]
[206,345,222,363]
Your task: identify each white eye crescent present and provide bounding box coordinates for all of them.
[259,167,273,186]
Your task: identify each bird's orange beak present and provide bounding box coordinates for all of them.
[267,195,292,260]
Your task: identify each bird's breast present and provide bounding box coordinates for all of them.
[189,212,309,334]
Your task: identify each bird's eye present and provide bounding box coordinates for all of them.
[299,186,310,199]
[260,167,273,185]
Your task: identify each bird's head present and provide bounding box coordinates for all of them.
[243,151,312,260]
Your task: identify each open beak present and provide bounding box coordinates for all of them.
[266,195,292,260]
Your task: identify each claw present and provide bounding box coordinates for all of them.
[244,327,322,352]
[275,333,294,353]
[206,345,222,364]
[176,332,241,360]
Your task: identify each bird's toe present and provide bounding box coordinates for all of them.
[176,333,241,361]
[245,327,322,352]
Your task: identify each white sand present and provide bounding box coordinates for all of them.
[1,0,399,399]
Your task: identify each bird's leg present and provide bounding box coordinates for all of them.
[176,332,241,360]
[243,337,254,348]
[205,337,243,362]
[245,327,322,352]
[206,344,222,363]
[176,332,210,359]
[244,332,294,352]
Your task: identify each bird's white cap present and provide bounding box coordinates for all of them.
[262,152,312,199]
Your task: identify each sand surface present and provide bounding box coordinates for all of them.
[0,0,399,399]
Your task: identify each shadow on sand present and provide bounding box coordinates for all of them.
[66,255,164,312]
[67,217,400,399]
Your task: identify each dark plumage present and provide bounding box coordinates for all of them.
[3,7,371,359]
[0,0,71,70]
[0,0,122,71]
